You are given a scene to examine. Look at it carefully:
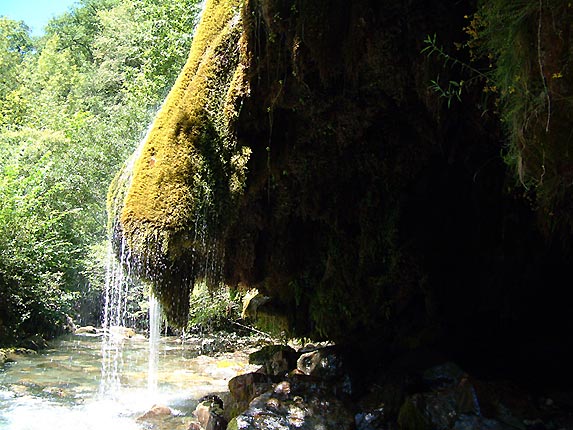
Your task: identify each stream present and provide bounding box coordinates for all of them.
[0,333,260,430]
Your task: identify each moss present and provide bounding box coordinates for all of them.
[253,304,291,338]
[115,0,251,325]
[110,0,573,359]
[397,399,431,430]
[226,417,239,430]
[477,0,573,233]
[248,344,294,364]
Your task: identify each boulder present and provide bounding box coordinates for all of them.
[397,363,526,430]
[230,377,354,430]
[137,404,172,421]
[249,345,298,376]
[3,348,37,362]
[19,334,48,351]
[75,325,98,335]
[296,346,344,380]
[108,326,136,339]
[296,346,353,396]
[355,407,386,430]
[193,395,227,430]
[228,372,274,416]
[242,291,270,320]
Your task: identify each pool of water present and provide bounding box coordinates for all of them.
[0,334,259,430]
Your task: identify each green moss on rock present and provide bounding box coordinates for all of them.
[115,0,251,325]
[397,399,431,430]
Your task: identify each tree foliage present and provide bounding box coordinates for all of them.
[0,0,201,345]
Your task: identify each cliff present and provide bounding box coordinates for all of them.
[112,0,573,382]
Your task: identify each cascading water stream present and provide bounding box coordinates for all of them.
[147,293,161,395]
[97,0,212,405]
[99,237,136,400]
[99,130,154,401]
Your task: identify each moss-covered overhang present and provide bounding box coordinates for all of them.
[115,0,250,325]
[109,0,573,358]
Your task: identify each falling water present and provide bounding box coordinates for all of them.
[147,293,161,394]
[100,132,147,400]
[102,238,134,331]
[99,238,136,399]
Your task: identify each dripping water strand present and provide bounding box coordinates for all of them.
[148,293,161,395]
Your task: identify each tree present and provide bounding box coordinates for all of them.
[0,0,203,344]
[0,18,33,126]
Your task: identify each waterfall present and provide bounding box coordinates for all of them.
[99,238,136,399]
[97,0,209,402]
[99,133,152,400]
[101,237,133,331]
[147,293,161,394]
[99,215,165,401]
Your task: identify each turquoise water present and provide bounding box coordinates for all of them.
[0,334,258,430]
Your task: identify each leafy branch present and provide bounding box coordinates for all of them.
[422,33,489,107]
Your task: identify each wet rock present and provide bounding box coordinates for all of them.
[229,372,274,402]
[397,363,524,430]
[42,386,67,397]
[194,395,227,430]
[453,414,510,430]
[242,291,270,320]
[296,346,343,380]
[399,382,485,430]
[422,362,465,390]
[355,407,386,430]
[3,348,37,362]
[11,384,32,395]
[230,377,354,430]
[62,314,76,333]
[137,404,172,421]
[19,334,48,351]
[0,350,6,365]
[108,326,136,339]
[201,338,218,355]
[249,345,298,376]
[397,398,432,430]
[228,372,274,415]
[196,333,251,355]
[198,394,224,409]
[296,346,353,396]
[75,325,98,335]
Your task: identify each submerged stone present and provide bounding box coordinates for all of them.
[137,404,172,421]
[75,326,98,335]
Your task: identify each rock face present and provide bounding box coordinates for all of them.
[112,0,573,385]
